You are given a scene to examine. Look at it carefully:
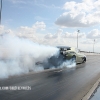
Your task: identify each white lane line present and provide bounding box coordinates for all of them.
[82,78,100,100]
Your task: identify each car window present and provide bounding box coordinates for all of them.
[69,52,76,54]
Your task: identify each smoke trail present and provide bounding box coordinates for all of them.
[0,34,76,79]
[0,34,59,79]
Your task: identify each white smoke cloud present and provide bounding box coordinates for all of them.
[0,34,59,79]
[59,59,76,69]
[0,25,5,35]
[0,33,77,79]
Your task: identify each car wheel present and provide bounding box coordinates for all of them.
[71,55,76,63]
[82,57,86,63]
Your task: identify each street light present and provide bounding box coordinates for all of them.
[0,0,2,25]
[93,39,95,53]
[77,30,80,49]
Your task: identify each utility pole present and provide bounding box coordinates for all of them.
[93,39,95,53]
[0,0,2,25]
[77,30,80,49]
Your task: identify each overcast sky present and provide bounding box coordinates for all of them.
[1,0,100,52]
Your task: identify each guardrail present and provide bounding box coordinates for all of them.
[80,51,100,55]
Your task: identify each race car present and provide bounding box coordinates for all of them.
[36,46,86,69]
[61,47,86,63]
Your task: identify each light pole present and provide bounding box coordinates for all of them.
[0,0,2,25]
[93,39,95,53]
[77,30,80,49]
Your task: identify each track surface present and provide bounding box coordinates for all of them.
[0,55,100,100]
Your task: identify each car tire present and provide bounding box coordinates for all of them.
[71,55,76,63]
[82,57,86,63]
[84,57,86,62]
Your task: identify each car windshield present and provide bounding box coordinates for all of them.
[70,48,80,53]
[57,46,71,51]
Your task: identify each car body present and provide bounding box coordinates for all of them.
[36,46,86,69]
[60,47,86,63]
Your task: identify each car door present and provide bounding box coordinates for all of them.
[76,53,83,63]
[66,51,75,59]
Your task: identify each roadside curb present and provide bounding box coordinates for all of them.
[82,78,100,100]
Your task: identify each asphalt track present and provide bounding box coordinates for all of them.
[0,55,100,100]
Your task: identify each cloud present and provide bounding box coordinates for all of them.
[18,21,46,38]
[55,0,100,27]
[1,22,100,52]
[0,22,46,42]
[63,0,94,12]
[9,0,26,4]
[34,21,46,30]
[62,32,86,38]
[45,29,85,40]
[81,39,94,44]
[44,29,63,39]
[87,29,100,39]
[43,29,86,47]
[12,22,46,43]
[44,29,67,46]
[34,1,61,9]
[34,16,49,21]
[56,11,100,27]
